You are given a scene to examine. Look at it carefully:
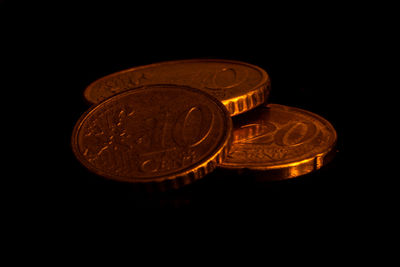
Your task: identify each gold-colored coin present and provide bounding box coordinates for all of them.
[72,84,232,191]
[84,59,270,116]
[219,104,337,180]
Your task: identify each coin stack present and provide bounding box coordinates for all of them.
[72,59,337,191]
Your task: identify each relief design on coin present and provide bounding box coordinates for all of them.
[73,85,232,190]
[219,104,337,179]
[84,59,270,116]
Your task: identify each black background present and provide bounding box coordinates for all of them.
[2,2,374,210]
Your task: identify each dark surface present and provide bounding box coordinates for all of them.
[56,19,356,209]
[3,2,369,209]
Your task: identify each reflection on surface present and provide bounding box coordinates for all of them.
[69,160,339,208]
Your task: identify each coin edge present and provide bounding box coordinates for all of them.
[73,84,233,191]
[83,59,270,110]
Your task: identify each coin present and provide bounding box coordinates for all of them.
[72,84,233,191]
[219,104,337,180]
[84,59,271,116]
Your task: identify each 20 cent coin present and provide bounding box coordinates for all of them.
[219,104,337,180]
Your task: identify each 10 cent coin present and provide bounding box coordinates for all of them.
[72,84,233,191]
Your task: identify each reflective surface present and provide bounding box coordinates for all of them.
[72,84,232,191]
[84,59,270,116]
[219,104,337,180]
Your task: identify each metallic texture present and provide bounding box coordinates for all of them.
[219,104,337,180]
[84,59,270,116]
[72,84,232,191]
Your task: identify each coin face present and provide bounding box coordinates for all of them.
[84,59,270,116]
[72,84,232,190]
[219,104,337,180]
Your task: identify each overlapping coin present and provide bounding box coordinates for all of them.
[72,59,338,191]
[72,84,232,191]
[218,104,337,180]
[84,59,270,116]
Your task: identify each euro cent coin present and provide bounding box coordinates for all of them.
[72,84,233,191]
[83,59,271,116]
[218,104,337,180]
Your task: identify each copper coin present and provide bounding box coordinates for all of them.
[84,59,270,116]
[219,104,337,180]
[72,84,232,191]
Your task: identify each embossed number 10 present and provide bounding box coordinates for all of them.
[148,105,214,151]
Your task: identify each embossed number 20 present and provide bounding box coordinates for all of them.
[240,121,317,147]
